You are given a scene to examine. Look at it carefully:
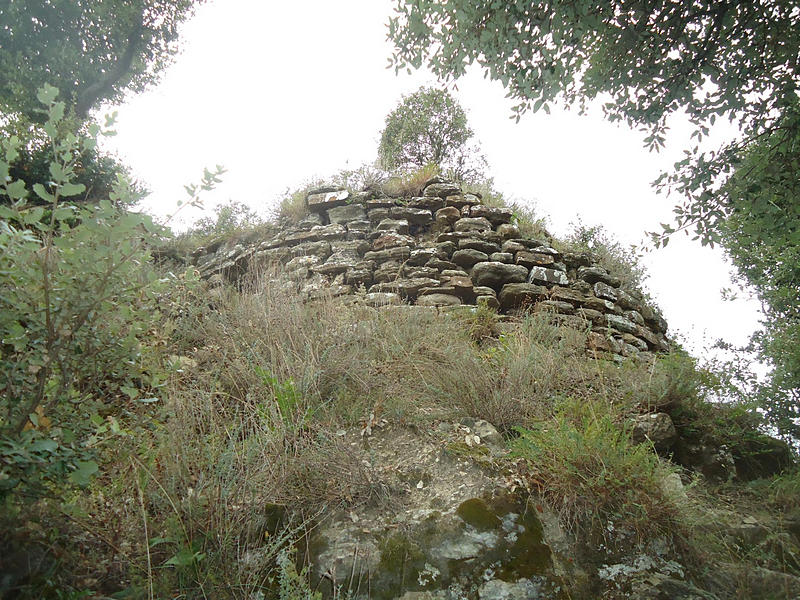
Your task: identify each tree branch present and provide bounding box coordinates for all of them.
[75,9,144,117]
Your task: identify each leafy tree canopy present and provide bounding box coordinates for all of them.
[719,104,800,438]
[378,86,487,182]
[388,1,799,244]
[0,0,203,120]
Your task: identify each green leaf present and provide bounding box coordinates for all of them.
[5,179,28,200]
[165,548,205,567]
[36,84,59,105]
[49,101,65,122]
[30,439,59,453]
[68,460,99,487]
[33,183,54,203]
[59,182,87,198]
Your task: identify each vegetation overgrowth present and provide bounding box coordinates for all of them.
[1,2,798,592]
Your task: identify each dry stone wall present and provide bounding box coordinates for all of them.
[191,179,669,358]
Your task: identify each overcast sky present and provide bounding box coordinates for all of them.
[103,0,763,357]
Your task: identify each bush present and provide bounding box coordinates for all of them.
[563,219,648,291]
[0,87,167,496]
[466,179,552,240]
[511,397,680,543]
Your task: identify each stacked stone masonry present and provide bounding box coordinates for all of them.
[192,180,669,358]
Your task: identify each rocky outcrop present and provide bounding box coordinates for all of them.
[191,179,669,358]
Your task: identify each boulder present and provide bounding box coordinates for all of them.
[364,246,411,263]
[516,251,555,268]
[594,281,618,302]
[527,267,569,286]
[417,293,462,306]
[577,265,616,285]
[407,196,445,211]
[472,262,529,290]
[407,248,438,266]
[327,203,366,224]
[631,413,677,451]
[369,277,441,300]
[307,189,349,212]
[454,217,493,233]
[376,218,410,234]
[477,295,500,310]
[391,206,433,225]
[311,223,348,241]
[452,249,489,269]
[490,252,513,263]
[499,283,547,310]
[364,292,402,307]
[423,182,461,198]
[607,314,639,335]
[434,206,461,229]
[445,192,481,209]
[496,223,520,239]
[458,238,501,254]
[372,232,415,251]
[469,205,513,226]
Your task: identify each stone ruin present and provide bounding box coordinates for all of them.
[190,178,669,358]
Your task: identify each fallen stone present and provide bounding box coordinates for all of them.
[632,413,677,451]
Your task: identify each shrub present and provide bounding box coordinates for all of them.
[0,86,167,496]
[511,397,680,543]
[562,219,648,291]
[380,162,440,197]
[466,179,552,240]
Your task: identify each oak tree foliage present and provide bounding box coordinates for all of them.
[0,0,203,120]
[378,86,487,182]
[388,0,799,243]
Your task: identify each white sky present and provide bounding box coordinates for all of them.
[103,0,763,357]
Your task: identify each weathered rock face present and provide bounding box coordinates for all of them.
[191,180,670,358]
